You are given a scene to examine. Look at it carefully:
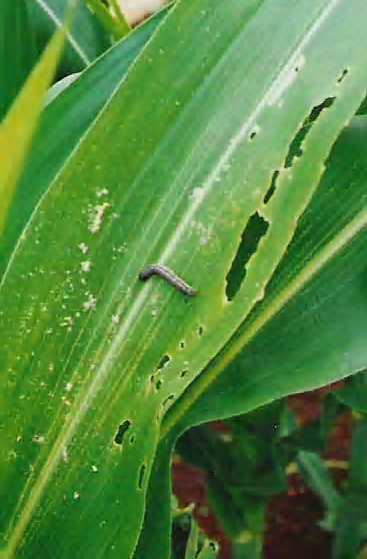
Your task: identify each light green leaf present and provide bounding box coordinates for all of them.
[0,0,37,119]
[85,0,131,39]
[142,116,367,558]
[171,116,367,430]
[1,1,367,558]
[0,7,168,277]
[45,72,81,104]
[183,519,218,559]
[0,28,65,236]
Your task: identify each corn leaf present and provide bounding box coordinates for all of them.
[0,0,37,120]
[138,116,367,558]
[174,116,367,429]
[0,29,65,236]
[27,0,110,72]
[1,1,367,558]
[0,8,168,277]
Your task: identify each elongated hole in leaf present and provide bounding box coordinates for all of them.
[114,420,131,445]
[225,212,269,300]
[337,69,348,84]
[180,370,188,378]
[264,97,337,206]
[263,170,279,205]
[179,341,185,349]
[197,325,204,337]
[138,464,146,490]
[162,394,175,408]
[156,379,163,391]
[156,354,170,371]
[285,96,336,168]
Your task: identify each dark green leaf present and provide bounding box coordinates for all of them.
[336,371,367,414]
[0,0,37,119]
[28,0,110,73]
[297,450,341,523]
[333,420,367,559]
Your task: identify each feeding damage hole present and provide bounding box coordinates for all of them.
[225,212,269,300]
[138,464,146,490]
[263,170,279,205]
[156,354,171,372]
[337,69,348,84]
[263,96,336,205]
[285,96,336,168]
[162,394,175,408]
[114,420,131,445]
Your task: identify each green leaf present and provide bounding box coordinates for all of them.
[0,0,38,120]
[172,116,367,430]
[335,371,367,414]
[297,451,341,524]
[146,115,367,558]
[134,434,175,559]
[232,539,264,559]
[45,72,81,104]
[0,8,168,278]
[177,412,285,535]
[333,420,367,559]
[182,518,218,559]
[27,0,110,73]
[0,28,65,236]
[2,1,367,557]
[85,0,131,39]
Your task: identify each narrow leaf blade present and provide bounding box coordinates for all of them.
[0,29,64,235]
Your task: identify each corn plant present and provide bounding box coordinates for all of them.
[1,0,367,557]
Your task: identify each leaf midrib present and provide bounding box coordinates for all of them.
[34,0,91,65]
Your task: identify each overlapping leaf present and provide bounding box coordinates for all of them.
[0,8,168,277]
[27,0,110,72]
[1,1,367,558]
[174,116,367,430]
[0,28,65,236]
[0,0,37,120]
[139,116,367,558]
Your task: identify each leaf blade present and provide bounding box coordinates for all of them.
[2,1,367,557]
[0,0,38,120]
[174,116,367,429]
[0,28,65,236]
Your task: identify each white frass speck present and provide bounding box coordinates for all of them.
[111,314,120,325]
[83,294,97,312]
[88,203,110,234]
[81,261,92,273]
[78,242,89,254]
